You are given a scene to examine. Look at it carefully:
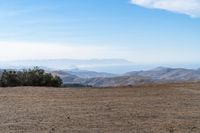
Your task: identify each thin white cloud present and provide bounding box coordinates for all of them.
[0,42,133,61]
[130,0,200,17]
[0,41,199,64]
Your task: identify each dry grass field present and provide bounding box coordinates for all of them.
[0,83,199,133]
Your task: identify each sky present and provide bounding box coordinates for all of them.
[0,0,200,64]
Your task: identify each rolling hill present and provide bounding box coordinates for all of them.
[1,67,200,87]
[125,67,200,82]
[55,67,200,87]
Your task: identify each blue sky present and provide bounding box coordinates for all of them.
[0,0,200,64]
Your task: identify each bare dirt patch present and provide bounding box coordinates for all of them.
[0,83,199,133]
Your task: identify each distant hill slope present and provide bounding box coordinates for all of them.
[58,67,200,87]
[81,76,153,87]
[52,69,116,79]
[67,69,116,78]
[125,67,200,82]
[1,67,200,87]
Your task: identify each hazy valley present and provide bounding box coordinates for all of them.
[1,59,200,87]
[53,67,200,87]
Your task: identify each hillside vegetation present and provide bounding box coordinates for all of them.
[0,67,62,87]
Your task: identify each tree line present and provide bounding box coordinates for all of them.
[0,67,62,87]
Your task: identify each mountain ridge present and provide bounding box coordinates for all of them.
[57,67,200,87]
[1,66,200,87]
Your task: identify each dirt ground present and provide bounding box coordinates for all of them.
[0,83,199,133]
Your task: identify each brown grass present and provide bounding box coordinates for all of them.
[0,83,199,133]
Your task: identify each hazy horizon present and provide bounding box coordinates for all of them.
[0,58,200,74]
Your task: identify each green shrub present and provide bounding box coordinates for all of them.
[0,67,62,87]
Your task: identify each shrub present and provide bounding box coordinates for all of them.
[0,67,63,87]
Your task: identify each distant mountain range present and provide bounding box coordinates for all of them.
[1,59,200,74]
[1,59,200,87]
[0,59,135,74]
[1,66,200,87]
[52,67,200,87]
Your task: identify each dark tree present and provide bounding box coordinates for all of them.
[0,67,63,87]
